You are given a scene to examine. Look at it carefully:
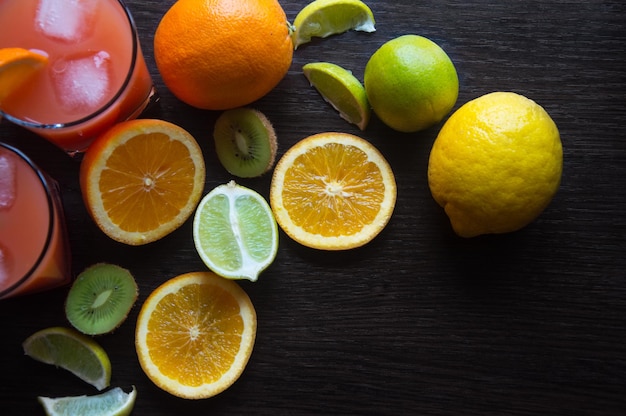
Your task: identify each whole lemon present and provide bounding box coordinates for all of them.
[153,0,293,110]
[363,34,459,133]
[427,92,562,238]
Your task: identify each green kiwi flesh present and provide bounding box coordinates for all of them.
[213,108,278,178]
[65,263,138,336]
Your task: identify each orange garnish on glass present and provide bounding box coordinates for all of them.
[0,47,47,104]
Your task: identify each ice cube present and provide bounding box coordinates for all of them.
[51,51,112,112]
[0,152,16,211]
[36,0,97,43]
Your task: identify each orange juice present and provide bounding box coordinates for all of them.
[0,0,155,154]
[0,142,71,299]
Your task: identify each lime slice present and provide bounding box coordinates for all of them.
[193,180,278,281]
[303,62,370,130]
[291,0,376,49]
[22,327,111,391]
[38,386,137,416]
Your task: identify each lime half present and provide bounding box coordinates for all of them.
[303,62,370,130]
[291,0,376,49]
[23,327,111,391]
[193,181,278,281]
[38,386,137,416]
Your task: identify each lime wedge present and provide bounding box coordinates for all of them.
[22,327,111,391]
[291,0,376,49]
[38,386,137,416]
[303,62,371,130]
[193,180,278,281]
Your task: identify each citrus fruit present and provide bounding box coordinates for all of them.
[153,0,293,110]
[80,119,206,246]
[364,34,459,133]
[135,271,257,399]
[22,327,111,391]
[270,132,396,250]
[193,181,278,282]
[0,47,47,104]
[38,386,137,416]
[291,0,376,49]
[303,62,370,130]
[428,91,563,238]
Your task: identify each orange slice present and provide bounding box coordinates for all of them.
[135,271,257,399]
[80,119,206,245]
[0,47,47,104]
[269,132,396,250]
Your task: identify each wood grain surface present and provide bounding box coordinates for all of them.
[1,0,625,414]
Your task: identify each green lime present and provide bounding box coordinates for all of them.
[303,62,370,130]
[38,386,137,416]
[364,34,459,133]
[291,0,375,49]
[193,180,278,281]
[22,327,111,391]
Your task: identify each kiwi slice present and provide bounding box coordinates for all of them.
[213,108,278,178]
[65,263,138,336]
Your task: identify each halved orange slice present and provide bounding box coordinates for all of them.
[80,119,206,245]
[270,132,396,250]
[0,47,47,104]
[135,271,257,399]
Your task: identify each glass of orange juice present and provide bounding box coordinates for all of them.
[0,0,156,155]
[0,142,71,300]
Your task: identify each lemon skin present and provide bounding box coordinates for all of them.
[427,92,563,238]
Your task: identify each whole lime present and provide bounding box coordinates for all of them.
[427,92,562,238]
[363,34,459,133]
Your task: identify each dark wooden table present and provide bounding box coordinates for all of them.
[2,0,625,414]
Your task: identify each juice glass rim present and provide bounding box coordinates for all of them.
[0,0,140,131]
[0,142,58,298]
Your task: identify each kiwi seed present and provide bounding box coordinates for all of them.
[65,263,138,336]
[213,108,278,178]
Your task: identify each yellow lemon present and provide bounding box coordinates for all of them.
[364,35,459,133]
[427,92,562,238]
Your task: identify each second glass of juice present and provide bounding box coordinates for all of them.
[0,0,156,155]
[0,142,71,300]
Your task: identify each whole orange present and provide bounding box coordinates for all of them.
[153,0,293,110]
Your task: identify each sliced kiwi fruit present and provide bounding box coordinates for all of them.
[213,108,278,178]
[65,263,138,336]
